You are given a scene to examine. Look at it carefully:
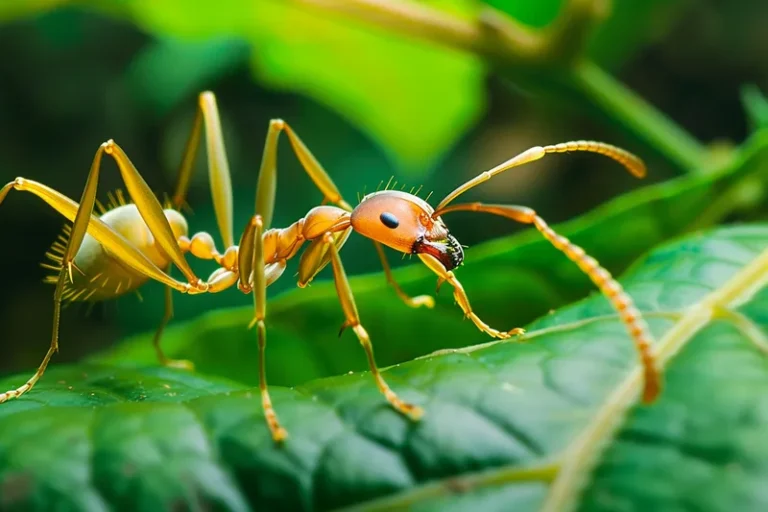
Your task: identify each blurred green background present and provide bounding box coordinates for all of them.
[0,0,765,376]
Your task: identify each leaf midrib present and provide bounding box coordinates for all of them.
[328,242,768,512]
[541,242,768,512]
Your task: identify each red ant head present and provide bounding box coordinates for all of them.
[350,190,464,270]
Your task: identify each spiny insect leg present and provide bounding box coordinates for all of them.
[325,233,423,421]
[250,215,287,443]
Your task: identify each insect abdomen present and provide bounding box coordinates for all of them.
[44,203,188,302]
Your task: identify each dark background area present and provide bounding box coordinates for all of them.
[0,0,765,374]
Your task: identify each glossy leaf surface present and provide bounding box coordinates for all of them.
[1,224,766,511]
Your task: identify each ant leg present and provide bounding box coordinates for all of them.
[0,159,200,402]
[151,270,194,370]
[244,215,287,442]
[323,232,423,420]
[373,241,434,308]
[0,184,195,294]
[417,253,525,340]
[0,269,67,404]
[437,202,660,403]
[150,92,239,366]
[171,91,235,248]
[96,141,206,290]
[255,118,353,230]
[435,141,645,213]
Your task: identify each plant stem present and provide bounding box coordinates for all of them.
[294,0,710,174]
[572,61,707,172]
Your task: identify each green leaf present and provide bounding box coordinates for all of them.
[1,223,767,511]
[485,0,688,68]
[94,131,768,387]
[125,37,251,117]
[586,0,689,68]
[91,0,485,174]
[741,84,768,134]
[0,0,69,21]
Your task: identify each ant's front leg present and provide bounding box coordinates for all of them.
[418,253,525,340]
[373,241,435,309]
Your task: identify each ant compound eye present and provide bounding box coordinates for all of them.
[379,212,399,229]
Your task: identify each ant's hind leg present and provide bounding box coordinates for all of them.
[0,148,198,403]
[0,270,67,403]
[152,274,195,371]
[151,92,238,363]
[0,147,114,403]
[324,233,423,420]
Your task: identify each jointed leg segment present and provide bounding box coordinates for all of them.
[0,138,209,402]
[0,267,67,404]
[325,233,422,420]
[255,118,352,229]
[373,241,434,309]
[152,272,194,370]
[248,215,287,442]
[437,202,660,403]
[418,253,525,340]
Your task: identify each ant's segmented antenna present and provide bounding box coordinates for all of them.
[542,141,646,178]
[435,141,646,215]
[531,213,658,401]
[437,201,660,402]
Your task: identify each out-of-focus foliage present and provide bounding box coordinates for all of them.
[742,85,768,134]
[94,0,486,174]
[488,0,688,68]
[1,224,766,511]
[0,0,695,175]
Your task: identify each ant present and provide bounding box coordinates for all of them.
[0,92,659,442]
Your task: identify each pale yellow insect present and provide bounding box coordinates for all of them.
[0,91,659,443]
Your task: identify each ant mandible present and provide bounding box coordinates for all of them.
[0,91,659,442]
